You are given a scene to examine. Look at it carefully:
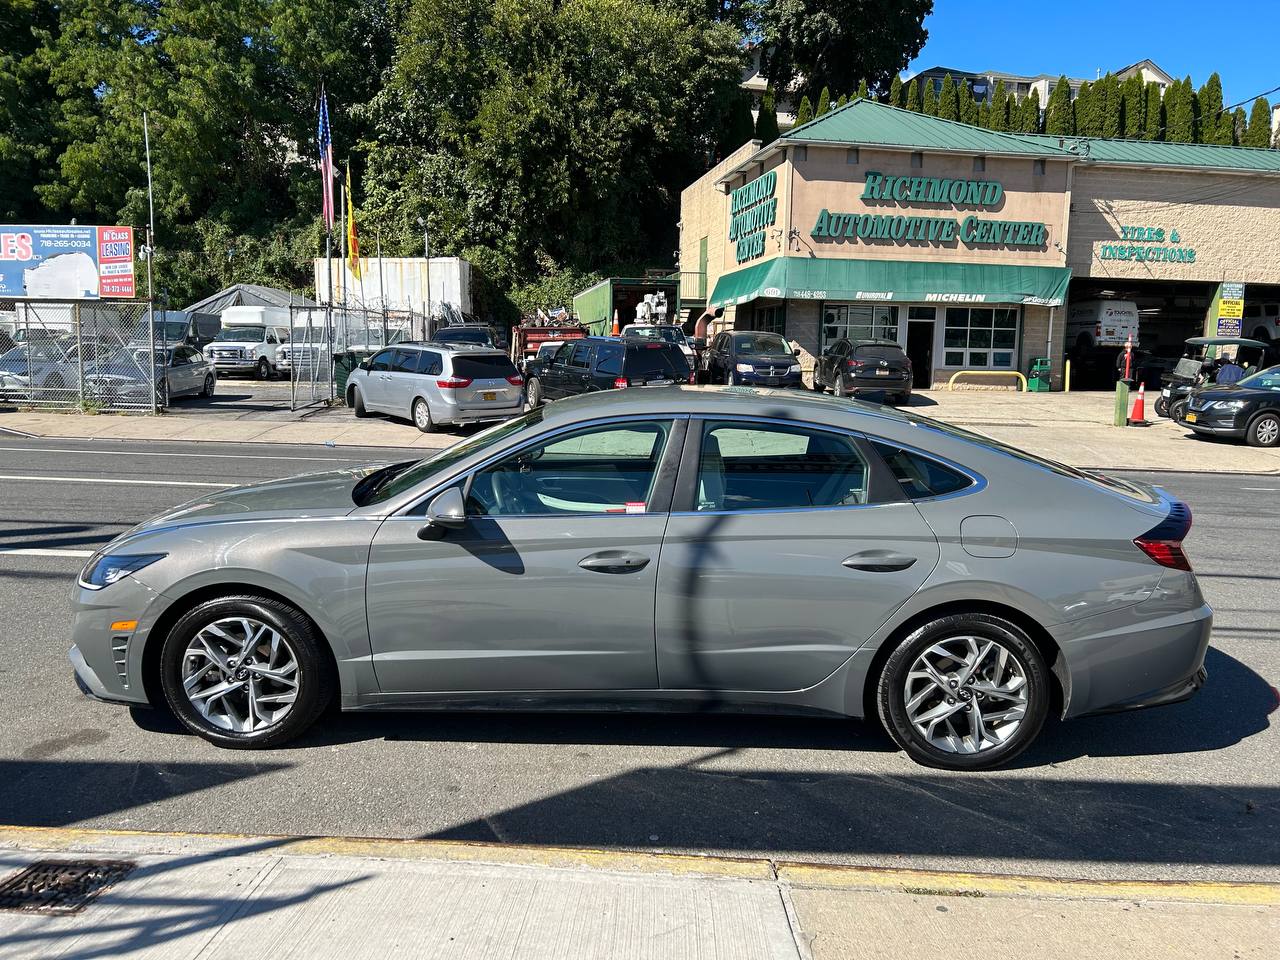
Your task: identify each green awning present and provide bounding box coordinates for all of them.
[709,257,1071,309]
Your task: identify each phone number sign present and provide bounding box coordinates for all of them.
[0,225,136,299]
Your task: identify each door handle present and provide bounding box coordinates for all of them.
[842,551,917,573]
[578,550,651,574]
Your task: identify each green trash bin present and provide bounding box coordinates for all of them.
[334,352,360,400]
[1028,357,1052,392]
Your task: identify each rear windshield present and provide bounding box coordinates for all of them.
[624,344,691,377]
[853,344,906,361]
[451,354,518,379]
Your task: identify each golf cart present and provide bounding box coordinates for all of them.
[1155,336,1273,420]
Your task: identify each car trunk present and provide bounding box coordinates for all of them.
[451,355,522,410]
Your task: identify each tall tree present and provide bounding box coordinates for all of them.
[1197,73,1231,144]
[905,77,922,112]
[1120,74,1145,138]
[1073,81,1098,137]
[959,82,978,125]
[977,100,990,129]
[755,89,781,145]
[988,79,1008,131]
[922,78,937,115]
[758,0,933,102]
[889,73,904,108]
[1096,73,1122,139]
[1143,81,1163,140]
[718,89,757,154]
[1045,77,1074,135]
[1231,106,1247,146]
[794,94,814,127]
[1165,77,1197,142]
[817,86,832,115]
[936,73,958,120]
[855,78,869,101]
[0,0,61,220]
[1244,96,1272,147]
[1018,88,1042,134]
[834,94,847,108]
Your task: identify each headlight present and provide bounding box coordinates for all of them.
[1210,399,1248,411]
[78,553,166,590]
[735,363,754,373]
[788,363,802,373]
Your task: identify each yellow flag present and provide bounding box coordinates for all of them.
[346,166,361,280]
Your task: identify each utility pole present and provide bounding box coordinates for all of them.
[143,111,157,414]
[417,217,431,339]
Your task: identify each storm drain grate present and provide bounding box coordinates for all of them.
[0,859,135,914]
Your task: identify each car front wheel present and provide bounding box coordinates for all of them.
[1247,411,1280,447]
[876,613,1050,770]
[158,594,335,749]
[350,386,368,418]
[256,357,271,380]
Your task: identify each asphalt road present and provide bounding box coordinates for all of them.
[0,434,1276,882]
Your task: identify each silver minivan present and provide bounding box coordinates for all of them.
[346,342,524,432]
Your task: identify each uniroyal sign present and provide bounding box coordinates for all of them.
[0,225,137,299]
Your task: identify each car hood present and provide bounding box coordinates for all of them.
[125,465,387,536]
[1193,384,1260,402]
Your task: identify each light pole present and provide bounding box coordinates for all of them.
[143,111,157,414]
[416,216,431,339]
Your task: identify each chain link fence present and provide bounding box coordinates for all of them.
[0,299,166,412]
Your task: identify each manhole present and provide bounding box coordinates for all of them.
[0,859,135,914]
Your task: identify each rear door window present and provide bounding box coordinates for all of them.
[870,441,974,499]
[595,343,624,377]
[416,350,443,376]
[569,342,595,369]
[451,354,519,380]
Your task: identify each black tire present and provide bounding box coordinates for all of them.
[201,374,215,398]
[1169,399,1188,423]
[158,594,335,749]
[412,396,434,433]
[876,612,1050,771]
[810,372,825,392]
[1153,396,1169,418]
[834,374,848,398]
[158,378,170,408]
[256,357,271,380]
[526,376,543,408]
[1246,411,1280,447]
[350,386,368,418]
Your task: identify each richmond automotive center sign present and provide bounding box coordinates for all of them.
[0,225,136,299]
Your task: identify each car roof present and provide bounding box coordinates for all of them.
[848,338,904,347]
[409,341,507,355]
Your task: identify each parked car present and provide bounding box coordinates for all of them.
[0,341,80,401]
[205,322,290,379]
[69,387,1210,770]
[812,338,913,403]
[703,330,803,388]
[621,323,697,364]
[84,344,216,407]
[524,336,694,406]
[1155,337,1273,420]
[1178,364,1280,446]
[345,343,523,432]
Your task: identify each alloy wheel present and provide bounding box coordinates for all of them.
[903,635,1029,755]
[1256,416,1279,445]
[181,616,299,734]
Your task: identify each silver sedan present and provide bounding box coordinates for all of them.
[68,387,1210,770]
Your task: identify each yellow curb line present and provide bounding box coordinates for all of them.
[2,825,1278,905]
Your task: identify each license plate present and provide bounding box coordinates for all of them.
[646,379,673,386]
[482,391,497,401]
[875,368,890,376]
[1162,388,1171,398]
[1185,412,1197,423]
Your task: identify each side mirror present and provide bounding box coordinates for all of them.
[419,486,467,537]
[792,347,801,357]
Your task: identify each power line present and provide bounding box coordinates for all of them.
[1220,84,1280,116]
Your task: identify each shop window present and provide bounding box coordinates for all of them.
[911,152,924,169]
[753,304,786,336]
[942,307,1019,368]
[822,305,899,351]
[846,148,860,165]
[973,156,986,172]
[907,306,936,321]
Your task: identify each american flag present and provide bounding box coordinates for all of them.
[317,88,335,232]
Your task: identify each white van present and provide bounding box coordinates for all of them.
[206,306,291,378]
[1066,300,1140,349]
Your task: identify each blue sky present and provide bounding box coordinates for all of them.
[906,0,1275,106]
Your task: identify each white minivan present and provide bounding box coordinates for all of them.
[205,306,291,379]
[1066,300,1140,349]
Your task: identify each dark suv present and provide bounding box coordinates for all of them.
[704,330,803,387]
[524,336,693,406]
[812,338,913,404]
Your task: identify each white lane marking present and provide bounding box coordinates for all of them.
[0,548,95,558]
[0,445,367,462]
[1241,487,1278,491]
[0,474,233,488]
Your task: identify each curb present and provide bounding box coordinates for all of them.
[2,825,1277,906]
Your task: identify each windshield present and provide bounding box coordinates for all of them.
[214,326,266,342]
[627,326,683,344]
[733,333,789,355]
[354,409,545,506]
[1239,366,1280,391]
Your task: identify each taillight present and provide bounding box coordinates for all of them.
[846,359,863,368]
[436,376,473,389]
[613,377,629,389]
[1134,501,1193,570]
[506,374,524,386]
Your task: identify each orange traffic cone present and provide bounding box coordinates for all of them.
[611,309,620,336]
[1128,382,1147,425]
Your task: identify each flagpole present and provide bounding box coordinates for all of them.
[339,172,347,307]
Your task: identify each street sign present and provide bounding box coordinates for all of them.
[1216,281,1245,336]
[0,225,136,299]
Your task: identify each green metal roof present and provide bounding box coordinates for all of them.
[785,99,1072,158]
[1024,135,1280,173]
[709,256,1071,308]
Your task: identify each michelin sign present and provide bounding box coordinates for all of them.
[0,225,136,299]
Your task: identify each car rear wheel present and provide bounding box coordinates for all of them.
[526,376,543,408]
[350,386,368,418]
[412,397,434,433]
[877,613,1049,771]
[1247,411,1280,447]
[159,594,334,749]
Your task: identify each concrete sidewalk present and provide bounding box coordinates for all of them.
[0,826,1276,959]
[3,389,1280,473]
